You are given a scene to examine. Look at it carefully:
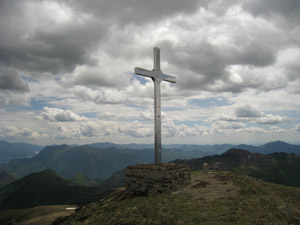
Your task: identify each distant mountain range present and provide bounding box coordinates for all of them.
[89,140,300,155]
[0,144,205,179]
[0,169,114,210]
[0,140,42,164]
[1,140,299,181]
[1,140,299,166]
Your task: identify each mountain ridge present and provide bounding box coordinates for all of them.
[0,170,15,188]
[0,169,114,210]
[1,140,299,181]
[0,145,205,179]
[0,140,43,164]
[173,148,300,187]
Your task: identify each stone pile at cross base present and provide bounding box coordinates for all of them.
[125,163,191,196]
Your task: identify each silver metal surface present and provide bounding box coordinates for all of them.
[134,47,176,164]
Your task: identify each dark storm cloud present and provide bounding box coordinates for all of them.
[0,68,29,92]
[0,21,104,75]
[70,66,130,88]
[0,0,106,76]
[62,0,208,25]
[161,38,276,92]
[242,0,300,23]
[235,105,263,118]
[0,0,299,96]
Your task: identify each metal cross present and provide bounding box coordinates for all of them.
[134,47,176,164]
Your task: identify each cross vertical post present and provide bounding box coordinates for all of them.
[134,47,176,164]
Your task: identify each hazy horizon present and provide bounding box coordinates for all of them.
[2,138,300,148]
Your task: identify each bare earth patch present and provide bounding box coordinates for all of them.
[175,171,239,201]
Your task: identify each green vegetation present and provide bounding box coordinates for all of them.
[54,171,300,225]
[235,157,300,187]
[174,149,300,188]
[98,169,125,188]
[0,170,15,188]
[68,173,99,187]
[0,169,114,210]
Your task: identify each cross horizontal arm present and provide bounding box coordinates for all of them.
[162,74,176,83]
[134,67,154,78]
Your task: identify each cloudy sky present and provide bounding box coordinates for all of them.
[0,0,300,146]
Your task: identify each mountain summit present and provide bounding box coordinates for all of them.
[53,170,300,225]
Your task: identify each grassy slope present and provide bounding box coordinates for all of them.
[0,170,15,188]
[68,173,99,187]
[0,169,114,210]
[55,171,300,225]
[235,157,300,187]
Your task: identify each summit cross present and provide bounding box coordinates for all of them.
[134,47,176,164]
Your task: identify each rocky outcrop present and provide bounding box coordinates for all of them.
[125,163,191,196]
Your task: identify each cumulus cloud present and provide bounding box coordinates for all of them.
[99,112,118,120]
[70,66,122,88]
[124,127,153,138]
[72,86,127,104]
[295,124,300,132]
[0,68,30,106]
[236,105,263,117]
[118,120,153,138]
[1,0,300,144]
[0,125,41,140]
[0,68,30,92]
[55,121,112,139]
[213,121,247,132]
[210,104,292,127]
[139,109,153,120]
[41,107,87,122]
[0,92,30,106]
[0,1,102,76]
[157,4,283,93]
[257,115,291,125]
[163,122,211,137]
[234,105,291,125]
[244,127,266,134]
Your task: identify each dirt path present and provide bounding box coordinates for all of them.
[0,205,77,225]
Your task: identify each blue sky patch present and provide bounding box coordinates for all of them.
[81,112,98,118]
[189,97,231,108]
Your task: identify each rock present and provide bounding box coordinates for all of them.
[125,163,191,196]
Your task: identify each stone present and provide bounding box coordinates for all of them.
[125,163,191,196]
[203,163,208,173]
